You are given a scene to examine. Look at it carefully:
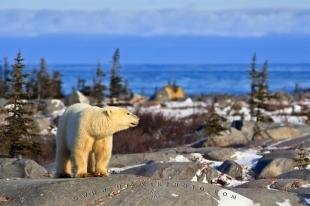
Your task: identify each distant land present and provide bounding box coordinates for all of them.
[0,35,309,64]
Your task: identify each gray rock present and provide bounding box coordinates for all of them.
[259,126,303,140]
[120,162,199,181]
[44,99,66,114]
[254,158,295,179]
[0,98,8,108]
[206,128,249,147]
[277,169,310,180]
[217,160,243,180]
[259,150,297,161]
[0,158,48,179]
[33,117,52,133]
[204,148,237,161]
[238,178,309,193]
[110,151,181,168]
[0,175,307,206]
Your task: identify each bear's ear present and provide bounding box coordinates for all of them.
[102,108,112,116]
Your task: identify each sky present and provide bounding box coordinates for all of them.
[0,1,309,64]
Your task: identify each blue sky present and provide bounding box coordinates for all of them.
[1,0,310,10]
[0,1,309,64]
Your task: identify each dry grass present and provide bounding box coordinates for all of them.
[113,111,203,154]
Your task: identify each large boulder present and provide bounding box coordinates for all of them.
[206,128,249,147]
[110,151,185,168]
[217,160,243,180]
[44,99,66,115]
[203,148,237,161]
[67,91,90,105]
[238,178,310,193]
[277,169,310,180]
[0,158,48,179]
[254,158,296,179]
[33,117,52,134]
[120,162,200,181]
[259,126,303,140]
[0,176,307,206]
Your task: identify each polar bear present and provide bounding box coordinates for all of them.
[55,103,139,178]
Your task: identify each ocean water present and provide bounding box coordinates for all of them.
[25,64,310,96]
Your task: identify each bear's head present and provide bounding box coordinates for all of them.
[103,107,139,132]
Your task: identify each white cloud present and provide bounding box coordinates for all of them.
[0,9,309,37]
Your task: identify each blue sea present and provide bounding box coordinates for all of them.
[25,64,310,96]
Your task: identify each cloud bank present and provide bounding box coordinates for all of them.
[0,9,310,37]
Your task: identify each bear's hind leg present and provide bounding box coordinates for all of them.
[55,147,71,178]
[93,136,113,177]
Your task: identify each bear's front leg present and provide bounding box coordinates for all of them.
[73,137,94,178]
[93,136,113,177]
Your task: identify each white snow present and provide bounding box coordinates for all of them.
[109,163,146,174]
[305,198,310,205]
[231,149,262,167]
[217,189,260,206]
[276,199,292,206]
[190,153,222,168]
[168,155,191,162]
[165,98,206,108]
[171,193,179,197]
[301,184,310,188]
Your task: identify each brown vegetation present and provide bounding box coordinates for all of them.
[113,111,203,154]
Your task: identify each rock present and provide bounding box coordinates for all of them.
[0,98,8,108]
[110,151,181,168]
[120,162,200,181]
[217,160,243,180]
[33,117,52,134]
[206,128,249,147]
[0,158,48,179]
[154,84,186,102]
[277,169,310,180]
[203,148,237,161]
[241,121,255,139]
[254,158,295,179]
[67,90,90,105]
[259,126,303,140]
[44,99,66,114]
[237,178,309,192]
[259,150,297,161]
[0,175,306,206]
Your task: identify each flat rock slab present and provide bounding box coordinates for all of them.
[0,175,308,206]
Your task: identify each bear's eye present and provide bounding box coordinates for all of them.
[127,112,130,115]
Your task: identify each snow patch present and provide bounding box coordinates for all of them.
[276,199,292,206]
[171,193,179,197]
[217,189,260,206]
[231,149,262,167]
[109,164,146,174]
[168,155,191,162]
[190,153,222,168]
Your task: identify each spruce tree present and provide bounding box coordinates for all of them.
[249,54,269,121]
[205,102,227,137]
[76,76,91,96]
[91,63,106,106]
[25,68,38,99]
[2,52,39,157]
[37,58,51,99]
[249,53,257,117]
[0,57,11,98]
[50,70,64,98]
[109,48,123,103]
